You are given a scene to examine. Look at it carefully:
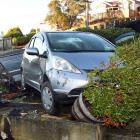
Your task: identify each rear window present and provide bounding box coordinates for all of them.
[47,32,115,52]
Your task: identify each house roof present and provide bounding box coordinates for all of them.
[104,1,120,7]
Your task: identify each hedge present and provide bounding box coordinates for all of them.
[116,19,140,33]
[12,36,29,46]
[75,27,134,43]
[12,32,35,46]
[83,37,140,126]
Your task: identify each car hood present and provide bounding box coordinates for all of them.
[53,52,114,70]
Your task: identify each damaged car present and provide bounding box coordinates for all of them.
[21,32,115,114]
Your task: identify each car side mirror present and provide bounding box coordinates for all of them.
[40,51,48,58]
[26,48,39,56]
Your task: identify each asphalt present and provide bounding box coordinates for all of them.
[0,49,24,81]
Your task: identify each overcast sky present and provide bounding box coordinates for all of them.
[0,0,107,34]
[0,0,50,34]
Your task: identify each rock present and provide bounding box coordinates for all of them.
[0,117,15,140]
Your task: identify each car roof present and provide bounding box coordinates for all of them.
[39,31,93,39]
[36,31,85,37]
[43,31,84,34]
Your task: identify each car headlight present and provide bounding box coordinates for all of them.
[53,56,81,74]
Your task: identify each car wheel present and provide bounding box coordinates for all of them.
[41,82,56,115]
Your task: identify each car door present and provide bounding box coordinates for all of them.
[23,38,35,83]
[29,36,46,90]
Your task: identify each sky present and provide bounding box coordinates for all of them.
[0,0,50,34]
[0,0,108,35]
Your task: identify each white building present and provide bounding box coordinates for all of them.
[90,0,140,18]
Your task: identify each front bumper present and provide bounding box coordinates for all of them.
[54,88,84,104]
[47,69,88,99]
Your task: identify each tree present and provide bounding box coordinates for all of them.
[62,0,85,28]
[45,0,85,30]
[45,0,68,30]
[30,28,36,33]
[4,27,23,38]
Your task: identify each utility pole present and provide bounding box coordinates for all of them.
[85,0,93,29]
[75,0,92,29]
[85,1,90,29]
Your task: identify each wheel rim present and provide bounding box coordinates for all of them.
[42,87,53,111]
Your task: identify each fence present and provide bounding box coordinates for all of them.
[0,38,12,51]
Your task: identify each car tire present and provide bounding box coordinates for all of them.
[41,82,56,115]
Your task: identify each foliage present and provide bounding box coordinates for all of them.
[4,27,23,38]
[116,19,140,33]
[45,0,85,30]
[75,27,134,43]
[12,32,35,46]
[4,27,36,47]
[0,84,8,93]
[12,36,29,46]
[83,37,140,125]
[30,28,36,33]
[26,32,35,40]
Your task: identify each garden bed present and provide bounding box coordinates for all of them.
[72,35,140,127]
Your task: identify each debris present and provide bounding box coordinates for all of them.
[0,117,15,140]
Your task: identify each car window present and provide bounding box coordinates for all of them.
[34,37,44,54]
[47,32,115,52]
[28,38,34,48]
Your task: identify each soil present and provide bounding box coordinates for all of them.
[1,85,140,129]
[0,87,73,121]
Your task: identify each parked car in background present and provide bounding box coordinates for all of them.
[21,31,115,114]
[115,32,135,44]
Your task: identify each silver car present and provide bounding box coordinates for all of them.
[21,32,115,114]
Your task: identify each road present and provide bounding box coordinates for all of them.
[0,49,24,82]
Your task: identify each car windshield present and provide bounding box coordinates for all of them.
[47,32,115,52]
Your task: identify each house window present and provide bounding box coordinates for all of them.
[94,26,98,30]
[137,6,140,14]
[100,25,104,29]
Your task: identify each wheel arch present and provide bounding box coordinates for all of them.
[41,74,51,89]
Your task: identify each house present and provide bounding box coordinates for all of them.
[129,0,140,17]
[89,0,140,29]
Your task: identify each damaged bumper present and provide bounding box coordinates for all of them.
[47,69,88,100]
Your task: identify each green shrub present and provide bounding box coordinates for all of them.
[26,32,35,40]
[75,27,133,43]
[116,19,140,33]
[5,27,36,47]
[12,32,35,46]
[4,27,23,38]
[83,37,140,125]
[12,36,29,46]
